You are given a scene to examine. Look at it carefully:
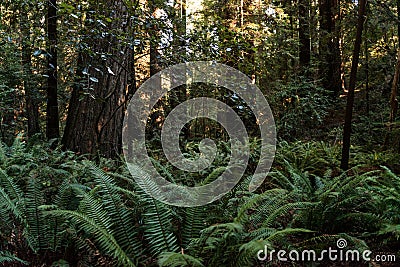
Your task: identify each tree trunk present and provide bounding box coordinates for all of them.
[62,0,134,158]
[389,49,400,126]
[149,0,162,76]
[299,0,311,69]
[171,0,187,107]
[389,0,400,126]
[21,3,40,137]
[319,0,341,96]
[46,0,59,139]
[398,0,400,48]
[340,0,367,170]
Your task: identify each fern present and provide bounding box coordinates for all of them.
[87,163,143,257]
[140,189,179,255]
[48,166,144,266]
[181,207,206,249]
[234,188,287,225]
[0,251,28,265]
[236,239,270,267]
[52,208,135,266]
[158,252,205,267]
[378,224,400,240]
[24,178,49,252]
[0,168,23,200]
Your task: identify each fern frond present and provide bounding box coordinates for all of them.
[266,228,314,244]
[193,222,243,256]
[236,239,271,267]
[141,190,179,255]
[246,227,277,240]
[0,187,25,224]
[158,252,205,267]
[201,167,225,185]
[0,168,23,201]
[0,251,28,265]
[87,164,143,257]
[378,224,400,240]
[181,207,206,248]
[50,209,135,267]
[24,178,48,252]
[235,188,287,225]
[263,202,316,228]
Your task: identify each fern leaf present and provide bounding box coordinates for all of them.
[0,251,28,265]
[158,252,204,267]
[50,209,135,267]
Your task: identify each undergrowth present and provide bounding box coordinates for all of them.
[0,137,399,266]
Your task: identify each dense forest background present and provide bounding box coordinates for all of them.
[0,0,399,266]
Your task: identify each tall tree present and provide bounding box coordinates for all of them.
[149,0,162,76]
[389,0,400,127]
[319,0,341,96]
[62,0,135,157]
[340,0,367,170]
[389,49,400,127]
[298,0,311,69]
[21,2,40,137]
[46,0,59,139]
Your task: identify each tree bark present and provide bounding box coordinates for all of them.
[340,0,367,170]
[319,0,341,96]
[390,0,400,126]
[389,49,400,126]
[62,0,134,157]
[299,0,311,69]
[46,0,59,139]
[21,3,40,137]
[149,0,162,76]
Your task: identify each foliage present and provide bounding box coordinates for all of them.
[272,79,333,140]
[1,0,400,265]
[0,137,400,266]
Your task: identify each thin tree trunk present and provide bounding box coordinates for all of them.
[46,0,59,139]
[340,0,367,170]
[363,1,369,116]
[149,0,161,76]
[332,0,341,94]
[21,3,40,137]
[299,0,311,69]
[389,49,400,127]
[365,24,369,116]
[398,0,400,48]
[389,0,400,126]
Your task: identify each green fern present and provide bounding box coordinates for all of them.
[140,189,180,255]
[180,207,207,249]
[25,178,51,252]
[51,208,135,266]
[158,252,205,267]
[87,163,143,257]
[0,251,28,265]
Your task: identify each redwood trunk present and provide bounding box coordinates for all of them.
[62,0,134,157]
[319,0,341,96]
[46,0,59,139]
